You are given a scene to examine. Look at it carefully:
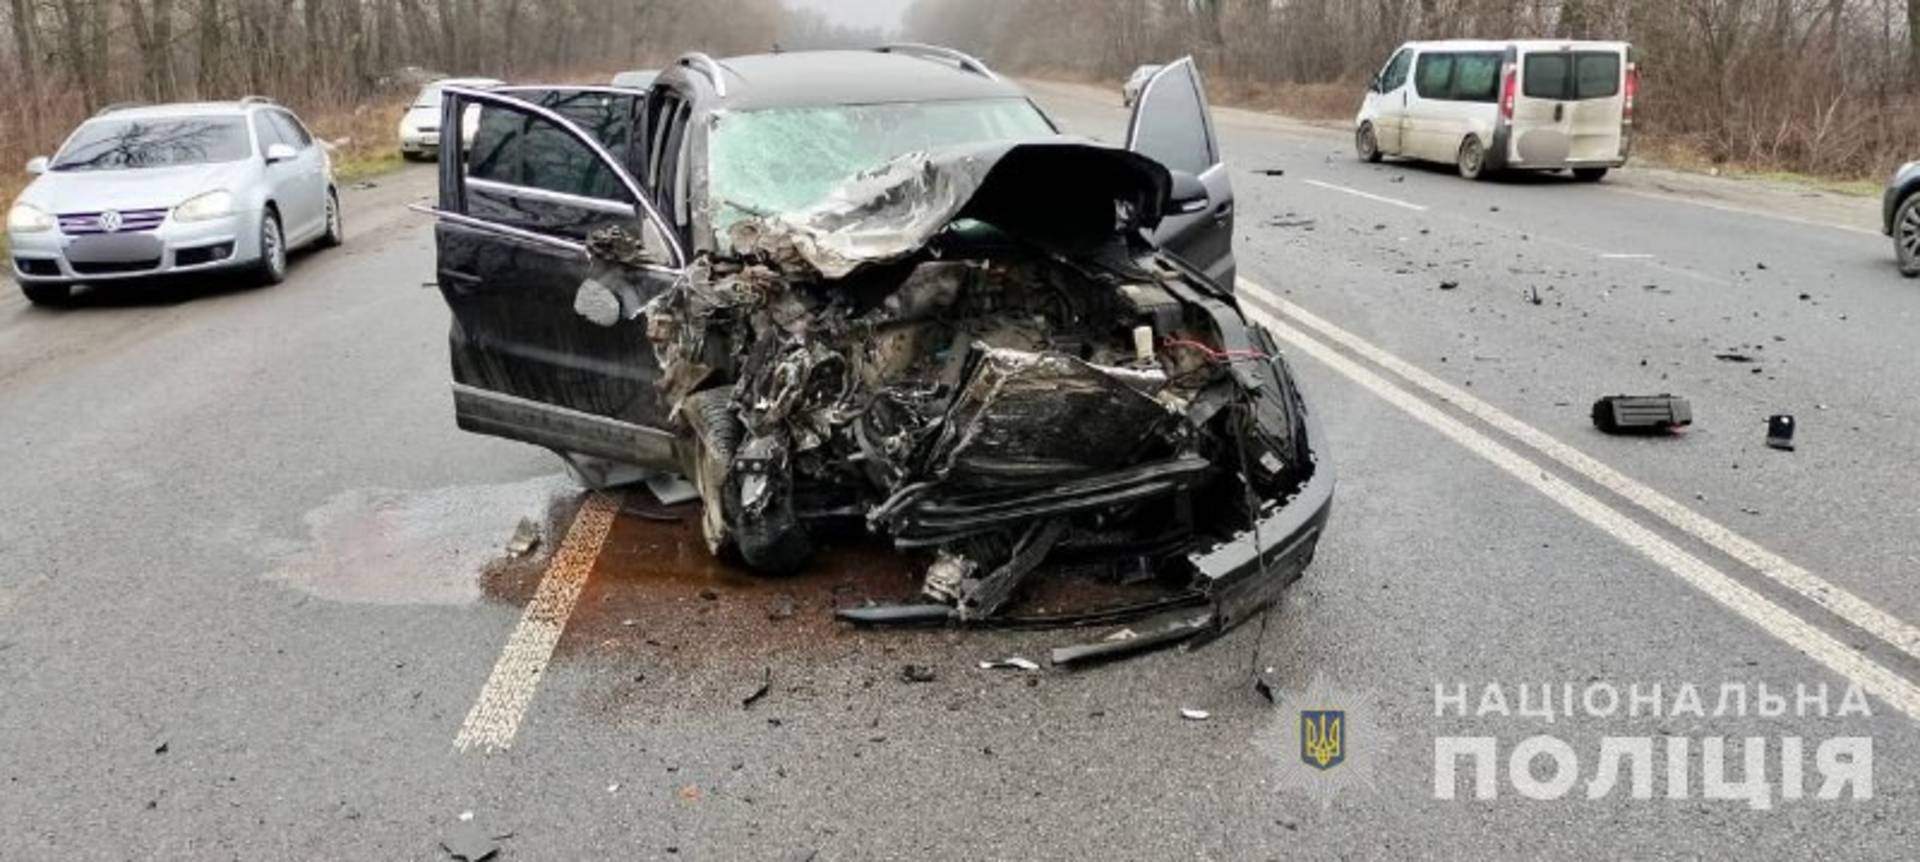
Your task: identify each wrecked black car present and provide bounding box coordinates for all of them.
[420,48,1332,660]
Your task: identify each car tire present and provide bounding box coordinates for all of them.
[1457,135,1488,180]
[400,150,423,162]
[1894,193,1920,278]
[317,189,344,249]
[252,209,288,286]
[1574,167,1610,183]
[20,283,70,306]
[1356,123,1383,163]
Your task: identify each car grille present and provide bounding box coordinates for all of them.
[71,258,161,275]
[58,208,168,235]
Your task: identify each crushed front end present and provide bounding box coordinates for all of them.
[595,142,1332,662]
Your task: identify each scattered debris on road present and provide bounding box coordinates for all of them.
[505,518,541,557]
[1254,168,1286,176]
[741,667,772,708]
[441,817,506,862]
[1592,395,1693,435]
[1180,707,1211,721]
[1767,414,1796,451]
[978,657,1041,672]
[1267,214,1317,229]
[1526,286,1543,305]
[1438,280,1459,291]
[1714,352,1756,363]
[900,664,938,683]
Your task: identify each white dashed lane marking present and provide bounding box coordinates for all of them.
[1300,179,1430,212]
[454,492,623,753]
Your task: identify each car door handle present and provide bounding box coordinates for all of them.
[1212,201,1234,221]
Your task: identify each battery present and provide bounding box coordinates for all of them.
[1591,394,1693,434]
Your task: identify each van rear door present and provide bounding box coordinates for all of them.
[1512,45,1628,166]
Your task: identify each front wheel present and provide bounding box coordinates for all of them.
[1573,167,1610,183]
[1895,193,1920,278]
[1457,135,1488,180]
[1356,123,1382,163]
[316,189,343,249]
[251,211,288,286]
[20,283,70,306]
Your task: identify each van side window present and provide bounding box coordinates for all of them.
[1450,53,1502,102]
[1380,50,1412,92]
[1414,53,1455,99]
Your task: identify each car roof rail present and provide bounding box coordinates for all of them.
[676,52,729,97]
[239,95,278,106]
[874,43,999,81]
[93,101,146,117]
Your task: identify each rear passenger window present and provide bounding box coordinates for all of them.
[1450,53,1502,102]
[1575,53,1620,98]
[1524,54,1571,99]
[1414,53,1455,100]
[1524,52,1620,100]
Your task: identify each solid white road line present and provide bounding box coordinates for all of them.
[454,492,623,753]
[1599,253,1656,259]
[1240,302,1920,720]
[1241,278,1920,668]
[1606,187,1883,238]
[1301,179,1430,212]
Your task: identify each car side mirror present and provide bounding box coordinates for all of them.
[25,156,47,175]
[1371,74,1383,93]
[265,143,298,164]
[1167,170,1210,215]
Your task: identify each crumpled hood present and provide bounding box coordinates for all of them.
[720,139,1171,279]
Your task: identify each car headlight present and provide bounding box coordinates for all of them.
[174,190,234,222]
[7,202,53,233]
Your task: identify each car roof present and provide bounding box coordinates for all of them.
[698,49,1025,111]
[428,77,505,89]
[1400,39,1630,52]
[88,101,261,121]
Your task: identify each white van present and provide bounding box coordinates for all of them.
[1354,40,1636,181]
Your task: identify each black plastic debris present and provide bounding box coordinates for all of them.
[1254,168,1286,176]
[741,667,771,708]
[1592,395,1693,434]
[900,664,937,683]
[1714,352,1756,363]
[1767,414,1796,451]
[1438,280,1459,291]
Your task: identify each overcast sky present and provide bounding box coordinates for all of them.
[785,0,913,33]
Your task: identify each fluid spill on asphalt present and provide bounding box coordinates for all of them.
[267,473,576,605]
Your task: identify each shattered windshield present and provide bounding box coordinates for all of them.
[706,97,1054,230]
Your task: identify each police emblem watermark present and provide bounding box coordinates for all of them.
[1254,673,1395,806]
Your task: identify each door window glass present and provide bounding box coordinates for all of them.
[251,113,284,156]
[1450,53,1502,102]
[1380,50,1413,92]
[1414,53,1456,99]
[1129,69,1212,175]
[467,103,624,201]
[267,111,312,149]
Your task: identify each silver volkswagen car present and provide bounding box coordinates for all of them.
[7,97,342,305]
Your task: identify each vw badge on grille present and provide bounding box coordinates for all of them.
[97,209,123,232]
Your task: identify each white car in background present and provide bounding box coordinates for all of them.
[398,77,504,160]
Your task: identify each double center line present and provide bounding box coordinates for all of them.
[1238,278,1920,721]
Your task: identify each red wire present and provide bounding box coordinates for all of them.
[1160,337,1270,363]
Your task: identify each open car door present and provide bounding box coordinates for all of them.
[1125,57,1236,288]
[425,87,689,469]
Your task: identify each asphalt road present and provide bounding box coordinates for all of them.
[2,82,1916,860]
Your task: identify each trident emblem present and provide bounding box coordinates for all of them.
[1300,710,1345,771]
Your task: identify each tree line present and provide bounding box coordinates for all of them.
[0,0,782,159]
[904,0,1920,178]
